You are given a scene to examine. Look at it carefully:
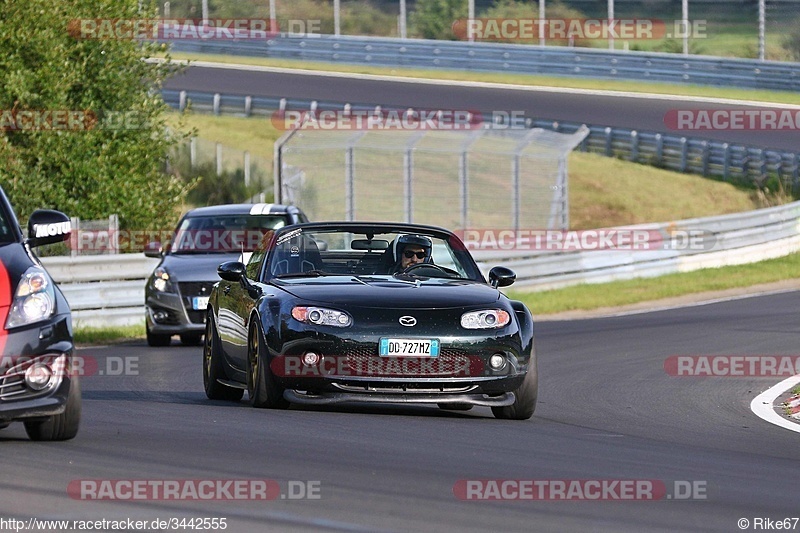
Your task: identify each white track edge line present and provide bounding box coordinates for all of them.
[750,374,800,434]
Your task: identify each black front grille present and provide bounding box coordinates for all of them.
[344,347,479,377]
[187,310,206,325]
[178,282,215,296]
[178,282,214,324]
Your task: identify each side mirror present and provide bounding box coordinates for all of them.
[27,210,71,248]
[144,241,163,258]
[489,266,516,288]
[218,261,246,282]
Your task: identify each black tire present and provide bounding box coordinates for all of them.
[180,332,204,346]
[203,313,244,402]
[24,376,81,441]
[492,368,537,420]
[247,322,289,409]
[438,403,473,411]
[146,323,171,347]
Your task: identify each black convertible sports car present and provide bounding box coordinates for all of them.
[203,222,537,420]
[0,186,79,440]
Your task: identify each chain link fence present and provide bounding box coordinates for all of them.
[275,124,588,231]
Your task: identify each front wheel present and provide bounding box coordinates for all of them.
[24,376,81,441]
[146,323,171,347]
[247,322,289,409]
[492,369,537,420]
[204,313,243,402]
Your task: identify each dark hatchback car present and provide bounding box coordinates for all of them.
[203,222,537,420]
[0,186,80,440]
[144,203,308,347]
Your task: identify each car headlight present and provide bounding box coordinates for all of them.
[460,309,511,329]
[151,267,173,292]
[292,306,352,327]
[6,267,56,329]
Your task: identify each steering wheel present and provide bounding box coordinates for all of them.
[402,263,459,277]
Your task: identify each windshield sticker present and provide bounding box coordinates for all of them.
[276,228,303,245]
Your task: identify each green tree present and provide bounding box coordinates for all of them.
[0,0,190,230]
[411,0,467,40]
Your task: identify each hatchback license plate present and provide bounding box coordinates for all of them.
[379,338,439,357]
[192,296,209,310]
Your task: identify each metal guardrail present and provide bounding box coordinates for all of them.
[41,254,158,328]
[162,89,800,191]
[40,200,800,326]
[168,35,800,91]
[473,200,800,289]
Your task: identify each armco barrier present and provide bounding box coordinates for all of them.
[41,200,800,327]
[161,88,800,191]
[41,254,159,329]
[167,35,800,92]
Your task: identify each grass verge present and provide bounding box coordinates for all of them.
[509,252,800,315]
[74,325,144,345]
[165,52,800,106]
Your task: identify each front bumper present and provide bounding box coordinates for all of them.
[285,389,515,406]
[0,313,75,422]
[146,291,206,335]
[269,331,532,403]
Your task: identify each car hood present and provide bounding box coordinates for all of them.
[159,253,242,283]
[273,276,500,309]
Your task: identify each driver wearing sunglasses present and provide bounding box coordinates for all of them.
[391,234,433,273]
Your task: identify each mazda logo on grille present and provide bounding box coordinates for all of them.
[399,316,417,327]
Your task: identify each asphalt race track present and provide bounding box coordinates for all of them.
[164,65,800,151]
[2,291,798,532]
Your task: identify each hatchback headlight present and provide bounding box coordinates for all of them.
[292,306,352,327]
[461,309,511,329]
[6,267,56,329]
[151,267,173,292]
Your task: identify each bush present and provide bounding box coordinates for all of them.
[0,0,190,230]
[411,0,467,40]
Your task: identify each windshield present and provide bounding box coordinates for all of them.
[262,228,480,281]
[171,214,287,254]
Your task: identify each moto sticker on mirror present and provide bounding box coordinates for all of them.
[380,338,440,357]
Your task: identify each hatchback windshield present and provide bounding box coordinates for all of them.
[171,215,288,254]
